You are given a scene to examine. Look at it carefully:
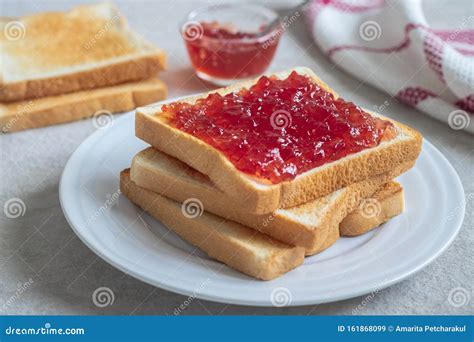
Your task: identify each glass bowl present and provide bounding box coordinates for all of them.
[180,4,283,86]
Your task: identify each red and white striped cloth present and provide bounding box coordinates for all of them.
[305,0,474,134]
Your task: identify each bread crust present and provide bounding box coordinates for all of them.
[130,147,413,254]
[0,55,166,102]
[313,181,404,253]
[293,165,411,256]
[340,181,404,236]
[136,67,422,214]
[1,79,167,132]
[120,169,304,280]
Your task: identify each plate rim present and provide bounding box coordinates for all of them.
[59,100,466,307]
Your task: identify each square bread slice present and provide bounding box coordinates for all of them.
[0,3,166,102]
[120,169,305,281]
[130,147,413,255]
[1,78,167,133]
[136,67,422,214]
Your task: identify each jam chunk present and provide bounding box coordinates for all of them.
[164,72,395,184]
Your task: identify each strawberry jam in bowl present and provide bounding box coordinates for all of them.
[180,5,282,85]
[164,71,396,184]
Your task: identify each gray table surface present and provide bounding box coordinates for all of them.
[1,0,472,315]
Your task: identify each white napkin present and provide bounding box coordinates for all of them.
[305,0,474,134]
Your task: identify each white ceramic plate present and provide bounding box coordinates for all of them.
[60,102,465,307]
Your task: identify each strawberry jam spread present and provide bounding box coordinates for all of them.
[164,72,396,184]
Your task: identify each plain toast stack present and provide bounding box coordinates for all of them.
[0,3,167,132]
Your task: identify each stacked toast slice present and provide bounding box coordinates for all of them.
[122,67,422,280]
[0,3,167,132]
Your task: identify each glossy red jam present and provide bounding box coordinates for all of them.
[182,21,280,79]
[164,72,396,184]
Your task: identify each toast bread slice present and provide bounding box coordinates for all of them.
[0,4,166,102]
[136,67,422,214]
[340,181,404,236]
[130,147,413,255]
[120,169,305,280]
[319,181,404,251]
[1,78,167,133]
